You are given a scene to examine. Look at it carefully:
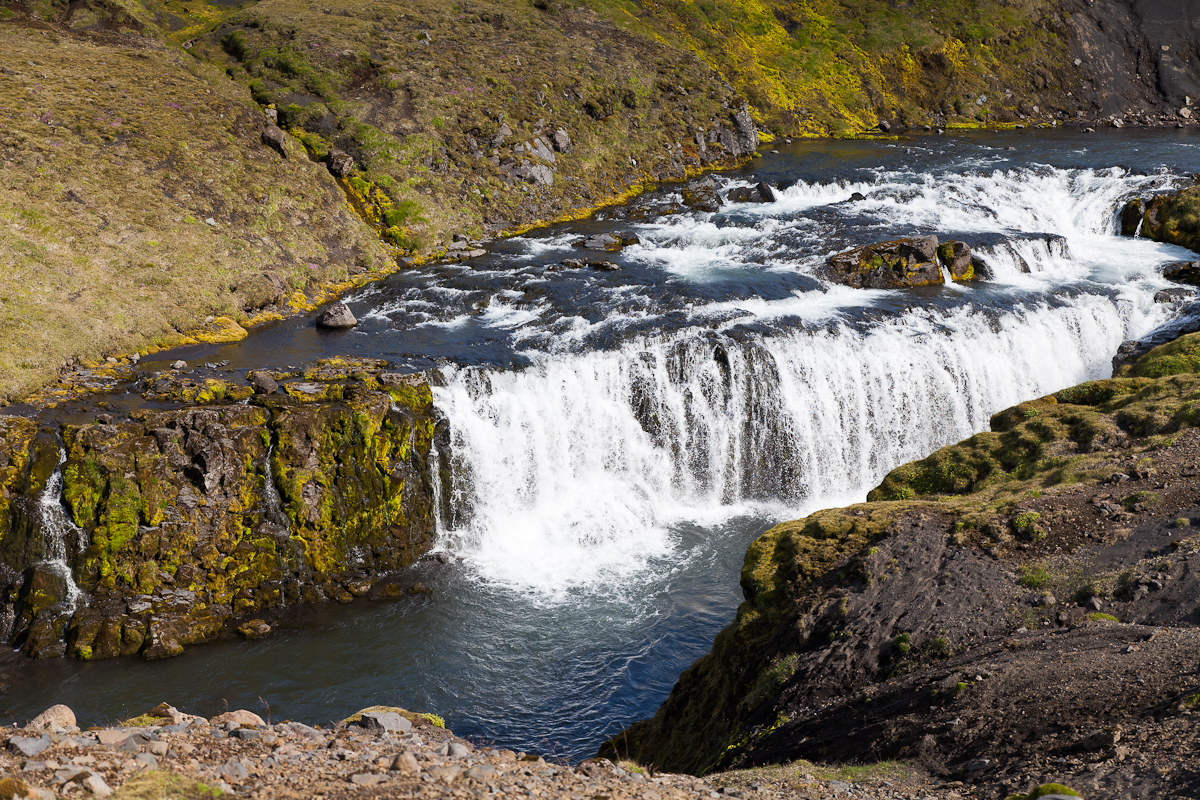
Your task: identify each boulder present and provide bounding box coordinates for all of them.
[250,372,278,395]
[1163,260,1200,286]
[826,235,943,289]
[726,182,776,203]
[326,149,355,178]
[936,240,977,281]
[1136,187,1200,251]
[236,619,271,639]
[28,704,75,731]
[575,232,640,251]
[315,303,357,329]
[261,124,287,158]
[358,711,412,734]
[681,180,722,212]
[1154,287,1195,303]
[826,236,982,289]
[513,163,553,186]
[1120,198,1145,236]
[551,128,572,153]
[210,710,267,728]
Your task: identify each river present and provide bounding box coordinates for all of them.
[4,128,1199,760]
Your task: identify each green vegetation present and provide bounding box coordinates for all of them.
[743,653,801,710]
[590,0,1079,135]
[111,771,224,799]
[1087,612,1119,623]
[1018,565,1051,589]
[1123,490,1159,510]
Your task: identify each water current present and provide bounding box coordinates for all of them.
[6,129,1200,759]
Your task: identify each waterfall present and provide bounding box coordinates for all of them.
[433,291,1164,598]
[36,451,86,612]
[262,445,290,531]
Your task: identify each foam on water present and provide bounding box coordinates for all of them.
[435,292,1168,600]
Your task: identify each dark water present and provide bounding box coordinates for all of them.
[6,128,1200,759]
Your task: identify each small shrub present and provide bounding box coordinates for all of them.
[894,632,911,655]
[1018,565,1051,589]
[1123,490,1159,510]
[1012,511,1044,541]
[1087,612,1119,622]
[928,637,951,659]
[1175,517,1191,528]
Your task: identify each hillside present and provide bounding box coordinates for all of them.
[601,332,1200,798]
[2,0,1200,402]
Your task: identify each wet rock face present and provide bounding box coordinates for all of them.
[826,235,979,289]
[0,364,446,660]
[1123,186,1200,252]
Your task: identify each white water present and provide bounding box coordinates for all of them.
[427,162,1193,601]
[36,453,86,611]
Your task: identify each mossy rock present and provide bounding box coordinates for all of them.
[1130,331,1200,378]
[341,705,445,729]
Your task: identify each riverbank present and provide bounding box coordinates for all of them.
[2,701,1038,799]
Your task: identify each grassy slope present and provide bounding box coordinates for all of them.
[589,0,1080,135]
[603,332,1200,775]
[0,15,391,401]
[0,0,749,401]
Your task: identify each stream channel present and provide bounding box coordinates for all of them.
[5,129,1200,760]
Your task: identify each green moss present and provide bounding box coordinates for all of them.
[1132,332,1200,378]
[1012,511,1044,541]
[1123,490,1159,510]
[1087,612,1119,623]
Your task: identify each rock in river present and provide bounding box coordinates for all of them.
[316,302,357,328]
[825,235,980,289]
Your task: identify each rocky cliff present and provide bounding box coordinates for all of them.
[601,333,1200,798]
[0,358,446,661]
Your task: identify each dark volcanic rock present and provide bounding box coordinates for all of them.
[727,182,776,203]
[1121,198,1145,236]
[326,149,355,178]
[250,372,278,395]
[315,303,357,328]
[827,236,940,288]
[1163,260,1200,286]
[681,179,723,212]
[826,236,981,288]
[261,124,287,158]
[575,232,640,252]
[0,359,445,660]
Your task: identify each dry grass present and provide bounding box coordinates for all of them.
[110,771,224,799]
[711,759,918,792]
[0,23,389,400]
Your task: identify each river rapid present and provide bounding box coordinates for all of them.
[5,129,1200,760]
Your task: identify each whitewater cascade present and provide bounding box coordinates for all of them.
[36,453,86,611]
[419,162,1189,598]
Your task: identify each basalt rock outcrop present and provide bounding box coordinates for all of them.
[601,332,1200,798]
[0,359,447,661]
[825,236,980,289]
[1121,187,1200,252]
